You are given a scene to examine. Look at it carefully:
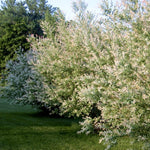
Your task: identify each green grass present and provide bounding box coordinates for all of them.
[0,98,144,150]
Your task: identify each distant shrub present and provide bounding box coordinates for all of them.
[1,50,61,114]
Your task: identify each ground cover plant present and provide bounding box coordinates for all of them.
[1,0,150,149]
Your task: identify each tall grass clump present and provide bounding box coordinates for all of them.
[2,0,150,149]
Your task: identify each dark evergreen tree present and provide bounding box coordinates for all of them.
[0,21,30,77]
[25,0,57,36]
[0,0,57,79]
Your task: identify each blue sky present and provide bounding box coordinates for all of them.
[48,0,101,20]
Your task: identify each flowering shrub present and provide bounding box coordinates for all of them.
[32,0,150,148]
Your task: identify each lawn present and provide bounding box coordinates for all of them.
[0,98,144,150]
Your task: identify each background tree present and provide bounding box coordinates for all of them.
[25,0,57,36]
[0,0,29,78]
[0,0,57,79]
[0,21,30,77]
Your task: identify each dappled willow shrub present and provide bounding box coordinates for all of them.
[32,0,150,149]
